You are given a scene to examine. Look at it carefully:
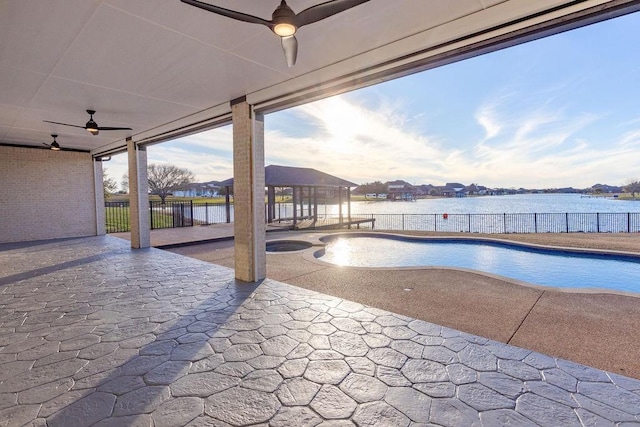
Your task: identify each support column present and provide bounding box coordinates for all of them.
[267,186,276,223]
[292,186,298,227]
[299,187,304,218]
[232,98,266,282]
[93,158,106,236]
[313,187,318,224]
[127,138,150,249]
[291,187,298,229]
[225,186,231,223]
[347,187,352,230]
[338,186,343,227]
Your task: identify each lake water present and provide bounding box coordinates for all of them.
[325,193,640,215]
[193,194,640,231]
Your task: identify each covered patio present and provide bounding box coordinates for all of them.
[2,235,639,426]
[3,0,640,281]
[3,0,640,425]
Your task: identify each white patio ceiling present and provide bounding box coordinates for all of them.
[1,0,638,155]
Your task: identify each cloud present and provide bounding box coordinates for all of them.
[263,96,447,184]
[469,113,640,188]
[618,129,640,147]
[475,105,501,141]
[101,128,235,186]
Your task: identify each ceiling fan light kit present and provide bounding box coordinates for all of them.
[43,109,132,136]
[85,110,100,135]
[43,134,61,151]
[180,0,370,67]
[273,22,296,37]
[272,1,297,36]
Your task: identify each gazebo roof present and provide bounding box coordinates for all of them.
[220,165,357,188]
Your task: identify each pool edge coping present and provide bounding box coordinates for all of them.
[298,231,640,299]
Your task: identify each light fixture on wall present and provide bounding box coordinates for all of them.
[42,134,61,151]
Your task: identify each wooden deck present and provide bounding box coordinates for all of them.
[289,217,375,230]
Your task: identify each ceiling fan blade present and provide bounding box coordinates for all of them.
[96,126,133,131]
[281,35,298,67]
[180,0,272,27]
[42,142,51,147]
[43,120,86,129]
[295,0,370,28]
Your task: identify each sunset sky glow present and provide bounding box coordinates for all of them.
[106,12,640,189]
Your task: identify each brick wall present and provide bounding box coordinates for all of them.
[0,146,98,243]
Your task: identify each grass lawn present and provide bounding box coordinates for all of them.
[105,205,179,233]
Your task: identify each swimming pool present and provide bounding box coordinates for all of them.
[317,234,640,294]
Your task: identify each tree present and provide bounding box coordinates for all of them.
[103,168,118,199]
[121,173,129,194]
[355,181,387,195]
[624,178,640,198]
[147,163,195,203]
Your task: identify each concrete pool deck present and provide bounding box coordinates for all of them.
[0,236,640,427]
[1,235,640,426]
[164,229,640,380]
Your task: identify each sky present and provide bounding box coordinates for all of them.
[105,11,640,190]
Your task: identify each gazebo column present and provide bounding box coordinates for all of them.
[267,186,276,223]
[225,186,231,223]
[292,186,298,227]
[338,186,343,227]
[347,187,352,229]
[232,98,266,282]
[307,186,312,219]
[299,187,304,218]
[313,187,318,225]
[127,138,150,249]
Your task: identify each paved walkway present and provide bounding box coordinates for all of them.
[1,236,640,426]
[112,223,285,248]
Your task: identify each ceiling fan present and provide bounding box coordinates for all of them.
[43,110,132,136]
[42,134,61,151]
[180,0,370,67]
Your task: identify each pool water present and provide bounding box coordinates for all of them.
[318,236,640,294]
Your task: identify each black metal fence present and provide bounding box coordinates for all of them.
[321,212,640,233]
[105,200,230,233]
[105,202,640,234]
[105,201,130,233]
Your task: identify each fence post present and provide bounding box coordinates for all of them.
[596,212,600,233]
[534,213,537,233]
[402,214,405,231]
[434,214,437,232]
[628,212,631,233]
[566,213,569,233]
[503,213,506,234]
[149,201,154,230]
[468,214,471,232]
[205,203,209,225]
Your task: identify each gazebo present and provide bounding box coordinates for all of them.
[220,164,360,228]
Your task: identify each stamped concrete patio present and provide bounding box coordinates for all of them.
[1,236,640,426]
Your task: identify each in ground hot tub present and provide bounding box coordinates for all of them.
[266,240,313,252]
